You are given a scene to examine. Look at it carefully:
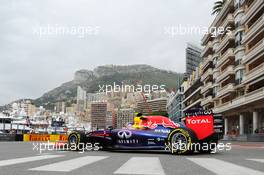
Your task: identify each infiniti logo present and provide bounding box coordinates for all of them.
[117,130,132,139]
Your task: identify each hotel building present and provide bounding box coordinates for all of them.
[200,0,264,139]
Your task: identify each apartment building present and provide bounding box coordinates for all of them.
[137,98,167,115]
[77,86,87,112]
[182,67,203,115]
[166,84,185,122]
[200,0,264,138]
[91,102,107,130]
[115,108,134,129]
[185,43,202,77]
[55,101,65,113]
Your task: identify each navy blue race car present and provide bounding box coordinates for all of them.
[68,111,223,155]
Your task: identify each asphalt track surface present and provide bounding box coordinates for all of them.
[0,141,263,175]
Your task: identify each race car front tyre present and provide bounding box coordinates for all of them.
[167,128,197,155]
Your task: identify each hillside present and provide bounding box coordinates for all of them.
[33,64,183,109]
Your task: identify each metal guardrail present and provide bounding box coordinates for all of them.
[0,133,26,141]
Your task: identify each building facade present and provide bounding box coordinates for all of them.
[91,102,107,130]
[115,108,134,129]
[137,98,168,115]
[55,101,65,113]
[166,84,185,122]
[77,86,87,112]
[185,43,202,77]
[182,65,203,115]
[200,0,264,137]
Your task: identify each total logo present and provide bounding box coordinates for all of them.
[186,118,211,124]
[117,130,132,139]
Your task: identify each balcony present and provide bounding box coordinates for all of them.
[243,39,264,64]
[201,0,234,45]
[234,44,245,55]
[213,70,220,80]
[216,32,235,53]
[183,99,202,112]
[243,14,264,44]
[213,67,220,73]
[212,39,220,51]
[222,14,234,29]
[201,41,213,57]
[201,68,213,82]
[242,0,264,25]
[235,78,243,86]
[216,83,234,98]
[234,64,245,72]
[202,55,213,70]
[216,48,235,68]
[234,7,244,19]
[216,65,235,83]
[243,63,264,84]
[201,96,213,106]
[212,0,234,27]
[201,82,213,94]
[214,87,264,113]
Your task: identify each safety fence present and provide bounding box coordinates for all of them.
[23,134,68,142]
[0,134,68,142]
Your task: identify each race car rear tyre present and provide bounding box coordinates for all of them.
[167,128,197,155]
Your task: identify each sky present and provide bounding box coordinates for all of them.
[0,0,216,105]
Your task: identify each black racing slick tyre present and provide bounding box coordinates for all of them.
[167,128,197,155]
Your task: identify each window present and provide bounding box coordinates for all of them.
[213,86,219,97]
[235,31,244,47]
[234,0,245,9]
[235,12,243,27]
[213,57,218,66]
[235,69,244,85]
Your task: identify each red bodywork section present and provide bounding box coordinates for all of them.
[137,115,215,140]
[185,115,214,140]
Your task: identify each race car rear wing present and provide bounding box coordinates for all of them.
[183,110,224,140]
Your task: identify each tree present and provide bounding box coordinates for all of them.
[212,0,227,15]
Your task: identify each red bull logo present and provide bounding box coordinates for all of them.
[140,116,180,129]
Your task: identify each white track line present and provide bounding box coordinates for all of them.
[29,156,108,172]
[247,159,264,163]
[114,157,165,175]
[0,155,63,167]
[187,158,264,175]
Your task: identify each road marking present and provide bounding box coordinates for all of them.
[114,157,165,175]
[0,155,63,167]
[187,158,264,175]
[247,159,264,163]
[29,156,108,172]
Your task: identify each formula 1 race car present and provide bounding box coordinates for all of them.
[68,110,223,155]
